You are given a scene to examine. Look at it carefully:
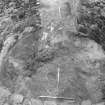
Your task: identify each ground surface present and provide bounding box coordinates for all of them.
[0,0,105,105]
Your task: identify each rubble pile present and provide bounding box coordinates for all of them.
[0,0,105,105]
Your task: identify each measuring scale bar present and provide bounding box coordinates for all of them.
[38,96,75,102]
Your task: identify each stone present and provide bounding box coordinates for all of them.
[81,100,91,105]
[23,99,32,105]
[0,87,11,98]
[0,87,11,105]
[23,27,33,33]
[44,101,56,105]
[3,103,9,105]
[31,98,43,105]
[95,102,105,105]
[11,94,24,104]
